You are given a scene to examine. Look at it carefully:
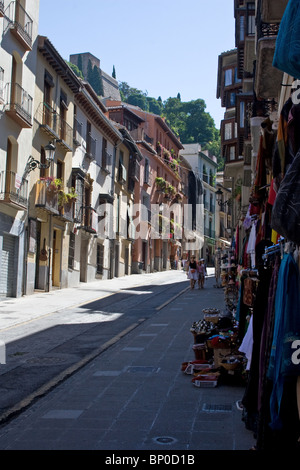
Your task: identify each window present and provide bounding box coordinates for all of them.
[239,15,245,41]
[144,158,150,184]
[118,150,126,183]
[229,146,236,161]
[40,147,47,179]
[57,160,63,181]
[247,3,255,36]
[97,244,104,274]
[224,69,233,87]
[224,122,232,140]
[68,232,75,269]
[234,67,241,84]
[240,102,245,128]
[44,70,53,127]
[101,137,108,169]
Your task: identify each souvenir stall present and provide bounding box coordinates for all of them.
[231,13,300,446]
[182,307,246,388]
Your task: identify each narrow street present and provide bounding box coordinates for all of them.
[0,270,189,424]
[0,269,256,451]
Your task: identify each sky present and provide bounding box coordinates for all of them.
[38,0,236,129]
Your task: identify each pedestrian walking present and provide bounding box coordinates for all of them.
[197,259,206,289]
[187,255,198,289]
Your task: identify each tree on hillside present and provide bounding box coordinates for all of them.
[127,93,149,110]
[112,65,116,79]
[86,60,104,96]
[117,81,221,163]
[147,97,163,115]
[66,61,84,79]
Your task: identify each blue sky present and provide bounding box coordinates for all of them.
[38,0,236,129]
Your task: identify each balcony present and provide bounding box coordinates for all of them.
[0,170,28,209]
[255,7,283,100]
[38,103,73,150]
[35,180,59,215]
[128,158,140,182]
[58,200,75,222]
[101,149,112,173]
[73,116,82,147]
[118,163,127,184]
[83,206,98,234]
[4,1,33,50]
[129,127,153,145]
[260,0,289,23]
[85,132,97,160]
[5,82,33,127]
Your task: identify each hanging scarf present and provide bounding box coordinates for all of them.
[267,253,300,430]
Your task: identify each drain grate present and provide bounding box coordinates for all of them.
[202,403,232,413]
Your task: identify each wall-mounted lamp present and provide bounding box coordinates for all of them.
[215,188,230,207]
[44,141,56,162]
[26,141,56,174]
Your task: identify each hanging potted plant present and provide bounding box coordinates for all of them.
[155,177,167,192]
[156,141,162,155]
[58,187,77,216]
[39,176,62,192]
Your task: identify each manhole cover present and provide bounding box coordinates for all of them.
[202,403,232,413]
[153,436,177,445]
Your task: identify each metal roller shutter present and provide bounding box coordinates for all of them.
[0,234,15,297]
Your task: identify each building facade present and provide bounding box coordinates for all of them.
[179,144,218,265]
[0,0,40,298]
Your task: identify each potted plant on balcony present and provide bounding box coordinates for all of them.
[39,176,62,192]
[164,184,176,199]
[155,177,167,193]
[156,141,162,155]
[163,149,172,163]
[58,187,77,215]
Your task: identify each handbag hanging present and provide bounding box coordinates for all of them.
[271,148,300,245]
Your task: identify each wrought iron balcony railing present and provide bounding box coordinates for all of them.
[35,179,59,214]
[4,1,33,50]
[73,116,82,146]
[58,199,75,222]
[4,82,33,127]
[0,170,28,209]
[39,103,73,150]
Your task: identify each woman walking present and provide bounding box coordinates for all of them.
[187,255,198,289]
[197,259,206,289]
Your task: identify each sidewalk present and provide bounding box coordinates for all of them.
[0,270,256,451]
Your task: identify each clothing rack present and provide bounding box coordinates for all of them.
[240,268,258,276]
[261,237,295,264]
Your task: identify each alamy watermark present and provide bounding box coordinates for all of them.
[94,201,205,250]
[291,340,300,365]
[0,341,6,365]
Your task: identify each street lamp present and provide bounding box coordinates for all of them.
[215,188,230,208]
[26,141,56,174]
[44,141,56,162]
